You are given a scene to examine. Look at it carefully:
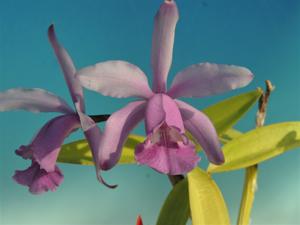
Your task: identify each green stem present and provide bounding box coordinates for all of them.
[168,175,184,186]
[237,80,274,225]
[237,165,258,225]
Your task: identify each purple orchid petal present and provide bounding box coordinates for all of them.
[13,161,63,194]
[16,145,33,159]
[77,60,153,99]
[0,88,73,114]
[176,100,224,165]
[77,111,117,188]
[48,24,85,112]
[99,101,146,170]
[29,114,81,172]
[168,63,254,98]
[145,94,184,133]
[84,125,117,188]
[151,0,178,93]
[135,126,199,175]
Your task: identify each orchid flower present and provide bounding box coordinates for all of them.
[0,25,111,194]
[77,0,253,176]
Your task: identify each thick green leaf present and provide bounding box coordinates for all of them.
[190,89,262,150]
[203,88,263,136]
[156,179,189,225]
[208,122,300,173]
[57,135,145,165]
[188,168,231,225]
[220,129,243,144]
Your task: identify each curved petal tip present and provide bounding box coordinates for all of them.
[48,24,58,48]
[210,152,225,165]
[96,171,118,189]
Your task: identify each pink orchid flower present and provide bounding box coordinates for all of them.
[0,25,110,194]
[77,0,253,176]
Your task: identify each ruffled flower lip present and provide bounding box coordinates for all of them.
[14,144,64,194]
[13,161,64,195]
[135,122,200,175]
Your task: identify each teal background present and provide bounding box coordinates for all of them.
[0,0,299,224]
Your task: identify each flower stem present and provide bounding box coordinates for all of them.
[168,175,184,186]
[237,80,274,225]
[237,165,258,225]
[89,114,110,123]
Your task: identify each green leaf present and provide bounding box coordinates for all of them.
[208,122,300,173]
[190,128,242,151]
[156,179,189,225]
[203,88,263,136]
[57,134,145,165]
[220,129,243,144]
[188,168,231,225]
[190,89,262,150]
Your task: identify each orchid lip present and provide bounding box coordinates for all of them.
[135,121,199,175]
[13,161,64,195]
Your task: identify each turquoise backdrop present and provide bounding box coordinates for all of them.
[0,0,299,224]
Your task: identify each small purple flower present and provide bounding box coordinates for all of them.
[0,25,111,194]
[77,1,253,176]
